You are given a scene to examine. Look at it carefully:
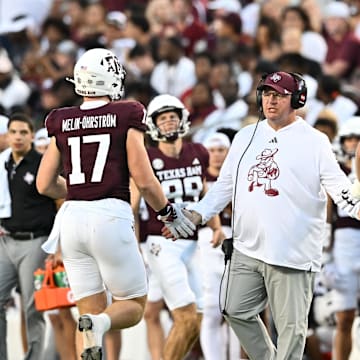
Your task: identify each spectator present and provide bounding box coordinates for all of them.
[234,44,259,98]
[150,35,196,97]
[322,1,360,79]
[76,1,107,48]
[39,17,72,54]
[193,51,215,83]
[124,79,158,108]
[212,11,252,49]
[145,0,173,36]
[254,16,282,62]
[61,0,86,44]
[124,13,152,48]
[305,74,358,127]
[171,0,208,57]
[126,44,155,82]
[208,59,233,109]
[0,14,38,70]
[0,49,31,115]
[102,11,135,64]
[185,80,218,139]
[280,4,328,68]
[24,39,79,88]
[192,75,248,143]
[300,0,323,33]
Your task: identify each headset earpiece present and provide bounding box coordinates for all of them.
[289,72,307,109]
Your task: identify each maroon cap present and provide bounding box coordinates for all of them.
[261,72,297,95]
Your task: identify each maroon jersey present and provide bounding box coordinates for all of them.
[46,101,146,202]
[205,171,231,227]
[146,142,209,238]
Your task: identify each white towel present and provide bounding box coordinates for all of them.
[41,198,134,253]
[41,201,69,254]
[0,148,11,219]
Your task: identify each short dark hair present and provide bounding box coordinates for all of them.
[8,112,34,132]
[313,118,338,134]
[129,14,150,33]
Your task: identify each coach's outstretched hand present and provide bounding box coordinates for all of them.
[157,202,196,239]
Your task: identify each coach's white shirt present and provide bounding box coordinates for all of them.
[189,117,353,272]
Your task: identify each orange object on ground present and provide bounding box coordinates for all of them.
[34,261,75,311]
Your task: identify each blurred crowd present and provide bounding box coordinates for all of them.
[0,0,359,136]
[1,0,360,359]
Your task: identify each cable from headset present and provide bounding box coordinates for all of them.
[219,114,261,316]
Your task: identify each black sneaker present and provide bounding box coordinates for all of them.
[79,315,103,360]
[80,346,102,360]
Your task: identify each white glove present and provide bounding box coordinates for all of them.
[337,188,360,219]
[157,202,196,239]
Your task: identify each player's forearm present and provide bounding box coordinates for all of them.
[206,215,222,231]
[138,180,168,212]
[38,175,67,199]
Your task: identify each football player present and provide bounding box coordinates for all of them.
[131,94,225,360]
[36,48,195,360]
[329,117,360,360]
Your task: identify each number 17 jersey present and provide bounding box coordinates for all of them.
[45,100,147,202]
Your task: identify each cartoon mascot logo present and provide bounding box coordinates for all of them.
[247,148,280,197]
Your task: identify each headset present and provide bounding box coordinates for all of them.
[256,72,307,110]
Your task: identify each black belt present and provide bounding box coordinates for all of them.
[9,231,49,240]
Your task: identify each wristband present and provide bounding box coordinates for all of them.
[157,202,171,216]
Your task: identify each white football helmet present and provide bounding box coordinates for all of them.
[338,116,360,157]
[67,48,126,100]
[146,94,190,142]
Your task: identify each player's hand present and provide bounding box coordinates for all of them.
[45,244,63,268]
[0,226,9,237]
[157,202,196,239]
[337,188,360,219]
[210,228,226,248]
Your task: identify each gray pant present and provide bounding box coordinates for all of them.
[0,235,47,360]
[221,249,315,360]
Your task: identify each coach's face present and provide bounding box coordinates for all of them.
[7,120,34,158]
[262,87,294,128]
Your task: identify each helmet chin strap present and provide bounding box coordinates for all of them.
[165,133,179,142]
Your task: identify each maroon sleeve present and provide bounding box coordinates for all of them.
[45,109,60,137]
[126,100,147,132]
